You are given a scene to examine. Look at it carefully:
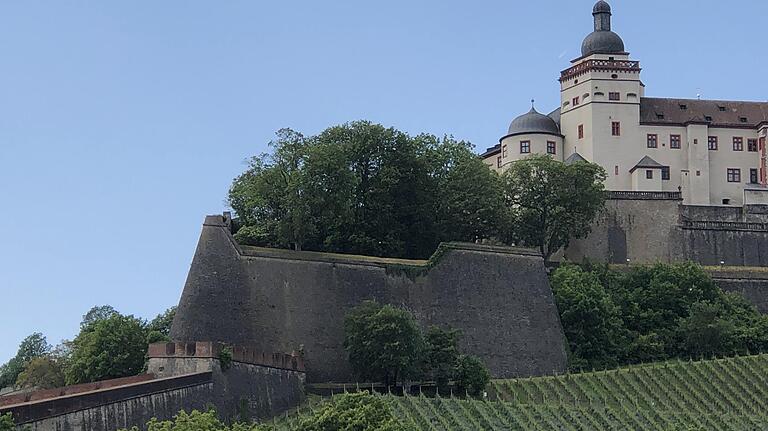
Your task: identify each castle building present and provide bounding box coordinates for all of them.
[482,1,768,207]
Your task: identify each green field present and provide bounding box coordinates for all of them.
[277,354,768,430]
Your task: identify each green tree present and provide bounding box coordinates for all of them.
[15,356,66,389]
[80,305,118,330]
[0,413,14,431]
[550,265,626,370]
[66,313,148,384]
[454,355,490,397]
[343,301,423,386]
[423,326,461,391]
[229,122,502,260]
[146,307,177,343]
[229,129,312,250]
[0,332,51,388]
[500,154,606,263]
[431,139,503,244]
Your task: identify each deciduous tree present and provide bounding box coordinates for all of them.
[500,155,606,263]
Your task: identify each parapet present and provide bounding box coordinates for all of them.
[148,341,305,372]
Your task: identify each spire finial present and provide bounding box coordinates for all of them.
[531,99,535,109]
[593,1,612,31]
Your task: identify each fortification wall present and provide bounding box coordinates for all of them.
[170,215,568,383]
[566,195,768,267]
[0,342,305,430]
[707,269,768,314]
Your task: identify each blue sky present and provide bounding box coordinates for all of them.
[1,0,766,363]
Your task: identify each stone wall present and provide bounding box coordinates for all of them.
[170,215,568,383]
[566,195,768,267]
[708,269,768,314]
[0,342,305,430]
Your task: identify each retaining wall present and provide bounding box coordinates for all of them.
[170,215,568,382]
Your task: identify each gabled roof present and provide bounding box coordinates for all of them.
[629,155,664,173]
[564,152,587,165]
[640,97,768,128]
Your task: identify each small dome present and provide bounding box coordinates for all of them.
[593,1,611,14]
[581,30,625,56]
[507,107,560,136]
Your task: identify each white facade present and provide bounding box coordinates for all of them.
[482,1,768,206]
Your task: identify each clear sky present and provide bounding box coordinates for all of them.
[1,0,766,363]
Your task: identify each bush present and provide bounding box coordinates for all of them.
[290,392,413,431]
[454,355,490,397]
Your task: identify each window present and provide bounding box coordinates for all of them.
[578,124,584,139]
[718,106,726,112]
[733,137,744,151]
[609,92,620,101]
[520,140,530,154]
[751,168,759,184]
[740,117,748,123]
[661,167,670,181]
[748,139,758,152]
[679,104,687,110]
[502,144,508,158]
[611,121,621,136]
[547,141,556,155]
[670,135,681,149]
[614,165,619,176]
[645,170,654,179]
[656,113,665,120]
[647,134,658,148]
[708,136,718,150]
[572,96,580,106]
[722,198,731,205]
[661,166,669,181]
[705,116,713,122]
[497,156,502,168]
[727,168,741,183]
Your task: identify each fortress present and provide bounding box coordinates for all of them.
[4,2,768,430]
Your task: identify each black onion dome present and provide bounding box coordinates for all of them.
[593,0,611,13]
[581,31,625,56]
[507,108,561,136]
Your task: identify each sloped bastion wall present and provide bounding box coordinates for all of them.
[170,215,568,383]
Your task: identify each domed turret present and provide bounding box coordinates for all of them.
[507,107,560,136]
[581,0,625,57]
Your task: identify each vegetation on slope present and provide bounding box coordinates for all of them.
[270,354,768,430]
[551,262,768,371]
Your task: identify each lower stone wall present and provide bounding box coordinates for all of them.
[1,355,305,431]
[709,269,768,314]
[3,373,214,431]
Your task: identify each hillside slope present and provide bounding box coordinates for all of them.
[275,354,768,430]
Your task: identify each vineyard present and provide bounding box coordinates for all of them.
[274,353,768,430]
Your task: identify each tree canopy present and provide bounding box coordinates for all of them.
[0,332,50,388]
[551,263,768,370]
[229,122,503,259]
[500,154,606,263]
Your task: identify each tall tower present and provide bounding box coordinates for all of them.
[559,1,644,190]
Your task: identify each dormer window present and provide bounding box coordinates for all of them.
[705,116,713,122]
[656,113,665,120]
[679,104,687,110]
[718,106,726,112]
[740,117,748,123]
